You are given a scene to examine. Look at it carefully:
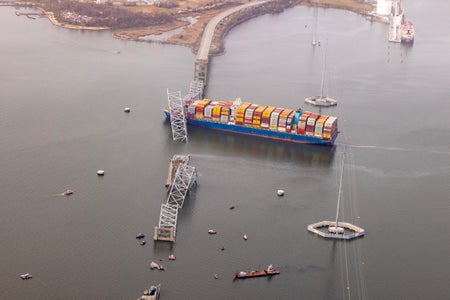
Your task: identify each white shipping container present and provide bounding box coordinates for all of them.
[204,105,213,118]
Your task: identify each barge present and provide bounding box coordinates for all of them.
[235,264,280,279]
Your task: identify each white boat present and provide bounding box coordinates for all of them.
[243,234,248,240]
[137,284,160,300]
[20,273,32,280]
[305,43,337,107]
[150,262,165,271]
[277,189,285,196]
[208,229,217,234]
[63,189,74,196]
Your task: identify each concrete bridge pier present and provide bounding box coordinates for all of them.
[194,59,209,87]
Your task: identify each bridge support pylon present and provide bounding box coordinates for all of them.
[194,59,208,87]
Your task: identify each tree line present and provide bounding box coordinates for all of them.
[30,0,174,28]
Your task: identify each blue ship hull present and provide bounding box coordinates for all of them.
[165,111,337,146]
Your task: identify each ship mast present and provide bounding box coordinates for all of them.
[334,153,345,230]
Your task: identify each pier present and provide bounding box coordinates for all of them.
[307,154,365,241]
[154,155,197,242]
[388,0,403,43]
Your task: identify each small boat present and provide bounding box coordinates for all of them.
[137,284,160,300]
[229,206,235,210]
[277,189,284,196]
[243,234,248,240]
[235,264,280,279]
[208,229,217,235]
[97,169,105,176]
[20,273,32,280]
[62,189,74,196]
[214,274,219,279]
[140,240,146,246]
[124,107,131,113]
[150,262,165,271]
[136,233,145,239]
[168,254,176,261]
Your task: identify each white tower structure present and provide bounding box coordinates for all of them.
[377,0,393,15]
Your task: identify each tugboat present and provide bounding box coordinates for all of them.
[401,20,415,44]
[235,264,280,279]
[137,284,160,300]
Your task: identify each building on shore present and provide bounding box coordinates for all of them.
[376,0,393,16]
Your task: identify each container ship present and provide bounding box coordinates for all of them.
[401,21,414,43]
[165,99,338,146]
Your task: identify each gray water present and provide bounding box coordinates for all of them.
[1,1,450,299]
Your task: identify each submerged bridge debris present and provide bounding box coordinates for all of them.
[154,155,197,242]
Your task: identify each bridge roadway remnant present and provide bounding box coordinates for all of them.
[194,0,268,88]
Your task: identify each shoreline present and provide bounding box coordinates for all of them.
[12,0,376,55]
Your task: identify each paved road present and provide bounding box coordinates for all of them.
[196,0,267,60]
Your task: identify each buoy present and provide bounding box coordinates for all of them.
[124,107,131,113]
[277,189,285,196]
[97,170,105,176]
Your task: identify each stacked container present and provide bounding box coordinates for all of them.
[323,116,338,140]
[286,111,296,133]
[269,108,283,130]
[261,106,275,128]
[252,105,267,127]
[278,109,294,132]
[297,111,311,135]
[314,115,329,138]
[220,102,232,124]
[305,113,320,136]
[235,102,251,125]
[187,103,196,119]
[204,104,214,119]
[244,105,258,126]
[195,99,211,120]
[212,104,222,122]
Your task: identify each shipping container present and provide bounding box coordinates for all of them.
[278,109,294,132]
[220,107,231,124]
[212,105,222,122]
[270,108,283,130]
[305,113,320,136]
[314,115,329,138]
[285,111,295,133]
[204,105,214,119]
[297,111,311,135]
[252,105,267,127]
[187,104,196,118]
[194,99,211,119]
[323,116,338,140]
[235,102,251,125]
[261,106,276,128]
[244,105,258,125]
